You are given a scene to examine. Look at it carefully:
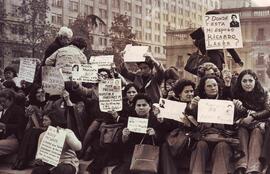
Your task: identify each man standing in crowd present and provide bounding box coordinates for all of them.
[120,53,164,103]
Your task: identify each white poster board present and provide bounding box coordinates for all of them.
[89,55,114,69]
[123,45,148,62]
[198,99,235,125]
[18,58,37,83]
[156,98,187,123]
[72,64,98,83]
[127,117,149,134]
[42,66,65,95]
[36,126,67,167]
[60,66,73,82]
[204,13,243,50]
[98,79,122,112]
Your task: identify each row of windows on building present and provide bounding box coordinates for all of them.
[50,0,212,18]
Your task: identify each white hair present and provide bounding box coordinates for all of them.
[57,26,73,38]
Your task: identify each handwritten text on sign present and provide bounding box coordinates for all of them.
[98,79,122,112]
[18,58,37,83]
[157,98,187,123]
[72,64,98,83]
[89,55,114,69]
[42,66,65,95]
[128,117,149,134]
[36,126,67,167]
[198,99,235,125]
[204,13,243,50]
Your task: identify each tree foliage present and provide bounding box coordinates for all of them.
[18,0,56,58]
[109,14,136,53]
[69,14,107,58]
[109,14,137,68]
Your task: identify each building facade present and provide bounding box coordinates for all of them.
[165,6,270,88]
[0,0,220,69]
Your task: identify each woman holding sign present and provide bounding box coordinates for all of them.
[186,75,238,174]
[233,69,270,174]
[112,93,162,174]
[159,79,197,174]
[32,111,82,174]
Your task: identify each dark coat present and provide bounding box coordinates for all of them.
[230,21,239,27]
[191,27,242,70]
[234,90,270,121]
[120,64,164,103]
[33,38,65,85]
[112,114,162,174]
[43,38,64,65]
[0,104,26,141]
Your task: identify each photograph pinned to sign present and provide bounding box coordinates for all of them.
[204,13,243,50]
[72,64,98,83]
[36,126,67,167]
[155,98,187,123]
[198,99,235,125]
[98,79,122,112]
[127,117,149,134]
[42,66,65,95]
[18,58,38,83]
[89,55,114,69]
[123,44,149,62]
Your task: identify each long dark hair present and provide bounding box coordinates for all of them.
[233,69,265,108]
[28,84,48,107]
[196,75,223,99]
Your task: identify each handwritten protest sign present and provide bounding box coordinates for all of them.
[156,98,187,123]
[18,58,37,83]
[128,117,149,134]
[98,79,122,112]
[60,66,73,81]
[72,64,98,83]
[123,45,149,62]
[42,66,64,95]
[198,99,235,125]
[36,126,67,167]
[89,55,114,69]
[204,13,243,50]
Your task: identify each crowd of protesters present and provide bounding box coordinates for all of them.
[0,24,269,174]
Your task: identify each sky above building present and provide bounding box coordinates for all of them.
[252,0,270,6]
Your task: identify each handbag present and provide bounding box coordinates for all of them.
[99,123,124,147]
[130,136,159,174]
[166,128,189,156]
[184,50,210,75]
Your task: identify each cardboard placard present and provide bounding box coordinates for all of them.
[89,55,114,69]
[198,99,235,125]
[42,66,64,95]
[127,117,149,134]
[98,79,122,112]
[36,126,67,167]
[156,98,187,123]
[123,45,148,62]
[72,64,98,83]
[18,58,37,83]
[204,13,243,50]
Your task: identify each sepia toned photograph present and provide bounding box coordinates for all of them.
[0,0,270,174]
